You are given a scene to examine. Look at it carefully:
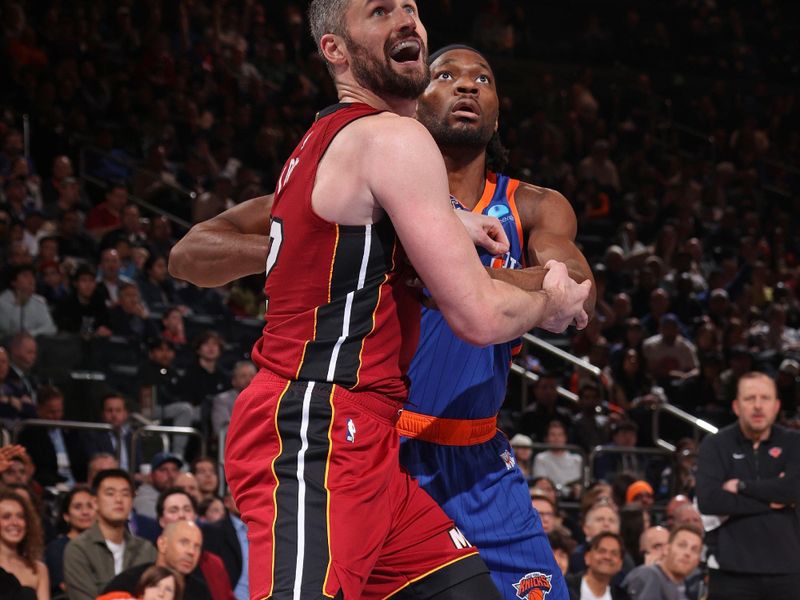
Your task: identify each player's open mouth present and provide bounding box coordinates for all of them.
[451,98,480,121]
[389,38,422,64]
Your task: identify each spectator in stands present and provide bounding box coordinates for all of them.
[0,488,49,597]
[102,203,148,249]
[572,383,610,452]
[204,492,248,600]
[639,526,669,566]
[43,175,82,222]
[595,420,648,482]
[509,433,534,478]
[625,481,654,514]
[179,330,228,427]
[42,155,74,206]
[0,346,35,419]
[96,247,134,307]
[776,358,800,418]
[84,393,136,471]
[531,493,558,535]
[0,450,31,487]
[191,457,220,501]
[160,306,187,347]
[548,529,577,576]
[533,420,584,493]
[139,338,195,458]
[519,371,573,442]
[671,503,704,532]
[566,532,629,600]
[97,564,184,600]
[56,209,96,261]
[1,176,34,223]
[642,313,699,385]
[138,255,177,314]
[4,332,39,405]
[211,360,255,435]
[0,264,57,337]
[623,525,703,599]
[198,496,226,525]
[174,473,202,505]
[18,385,88,487]
[657,438,698,499]
[107,282,158,346]
[45,484,96,596]
[86,453,119,490]
[570,499,629,575]
[63,469,156,600]
[85,183,128,239]
[147,217,175,259]
[54,264,112,337]
[155,487,234,599]
[134,453,182,520]
[101,521,204,599]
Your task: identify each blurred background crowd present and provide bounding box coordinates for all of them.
[0,0,798,598]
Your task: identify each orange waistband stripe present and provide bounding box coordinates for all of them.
[395,410,498,446]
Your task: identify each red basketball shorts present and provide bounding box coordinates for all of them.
[225,369,482,599]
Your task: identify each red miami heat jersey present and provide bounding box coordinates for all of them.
[252,103,421,403]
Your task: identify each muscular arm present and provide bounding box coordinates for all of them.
[353,117,588,345]
[168,194,273,287]
[490,184,596,319]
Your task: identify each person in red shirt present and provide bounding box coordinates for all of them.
[86,183,128,238]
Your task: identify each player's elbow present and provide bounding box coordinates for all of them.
[167,241,190,280]
[446,310,501,347]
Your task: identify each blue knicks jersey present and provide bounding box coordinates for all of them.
[406,172,525,420]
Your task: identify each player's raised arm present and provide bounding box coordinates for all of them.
[361,116,589,344]
[168,194,273,287]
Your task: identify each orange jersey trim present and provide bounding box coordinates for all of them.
[472,171,497,214]
[505,178,525,266]
[396,410,497,446]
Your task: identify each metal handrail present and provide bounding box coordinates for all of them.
[652,403,718,452]
[12,419,121,461]
[588,444,671,485]
[129,425,205,474]
[509,364,578,403]
[1,425,10,446]
[522,334,601,377]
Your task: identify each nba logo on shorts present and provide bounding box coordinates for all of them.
[346,419,356,443]
[512,572,552,600]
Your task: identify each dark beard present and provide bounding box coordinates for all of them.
[416,104,495,149]
[344,33,430,100]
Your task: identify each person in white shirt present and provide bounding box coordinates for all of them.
[533,420,584,490]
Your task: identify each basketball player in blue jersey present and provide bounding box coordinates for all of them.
[398,45,596,600]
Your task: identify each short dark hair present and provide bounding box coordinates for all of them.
[92,468,134,494]
[198,495,223,518]
[192,330,223,353]
[156,486,198,519]
[72,263,97,281]
[134,565,184,599]
[58,484,93,533]
[9,264,35,282]
[587,531,624,554]
[38,385,64,405]
[669,523,703,543]
[101,393,127,410]
[548,529,577,555]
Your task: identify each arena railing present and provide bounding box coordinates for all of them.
[129,425,205,475]
[651,402,718,452]
[11,419,121,462]
[1,424,10,446]
[513,333,601,409]
[588,444,671,486]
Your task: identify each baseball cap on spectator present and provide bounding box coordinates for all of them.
[626,480,654,504]
[510,434,534,449]
[779,359,800,377]
[151,452,183,471]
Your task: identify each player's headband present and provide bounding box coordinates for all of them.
[428,44,488,66]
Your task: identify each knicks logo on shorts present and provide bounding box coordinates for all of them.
[512,572,552,600]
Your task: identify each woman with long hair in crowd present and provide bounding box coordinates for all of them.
[45,485,95,596]
[0,488,48,599]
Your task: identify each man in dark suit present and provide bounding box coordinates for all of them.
[17,385,88,487]
[83,393,137,471]
[204,491,246,600]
